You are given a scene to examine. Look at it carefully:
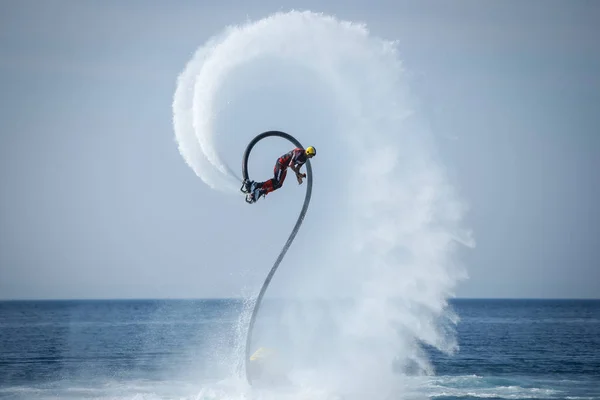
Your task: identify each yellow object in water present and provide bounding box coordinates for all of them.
[249,347,276,361]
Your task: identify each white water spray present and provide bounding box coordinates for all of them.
[172,10,474,400]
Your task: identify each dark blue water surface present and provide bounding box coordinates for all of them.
[0,299,598,399]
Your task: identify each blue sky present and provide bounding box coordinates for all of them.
[0,0,598,299]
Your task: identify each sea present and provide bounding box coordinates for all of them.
[0,298,598,400]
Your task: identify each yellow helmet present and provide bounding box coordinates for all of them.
[305,146,316,157]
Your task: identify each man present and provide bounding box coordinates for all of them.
[247,146,316,203]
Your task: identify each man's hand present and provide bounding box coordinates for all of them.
[296,172,306,185]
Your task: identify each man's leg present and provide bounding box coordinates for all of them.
[259,163,287,196]
[247,163,287,203]
[270,163,287,193]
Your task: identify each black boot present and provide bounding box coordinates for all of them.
[241,179,253,194]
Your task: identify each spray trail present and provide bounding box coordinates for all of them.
[172,10,474,399]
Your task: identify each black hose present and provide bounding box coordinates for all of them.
[240,130,313,384]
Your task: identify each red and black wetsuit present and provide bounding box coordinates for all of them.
[259,148,308,195]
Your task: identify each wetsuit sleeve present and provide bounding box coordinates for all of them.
[290,148,305,166]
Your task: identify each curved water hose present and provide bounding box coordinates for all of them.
[240,130,313,384]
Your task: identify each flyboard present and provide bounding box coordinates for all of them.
[239,131,313,384]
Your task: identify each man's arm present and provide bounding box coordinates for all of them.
[291,162,306,176]
[289,150,306,180]
[290,163,306,184]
